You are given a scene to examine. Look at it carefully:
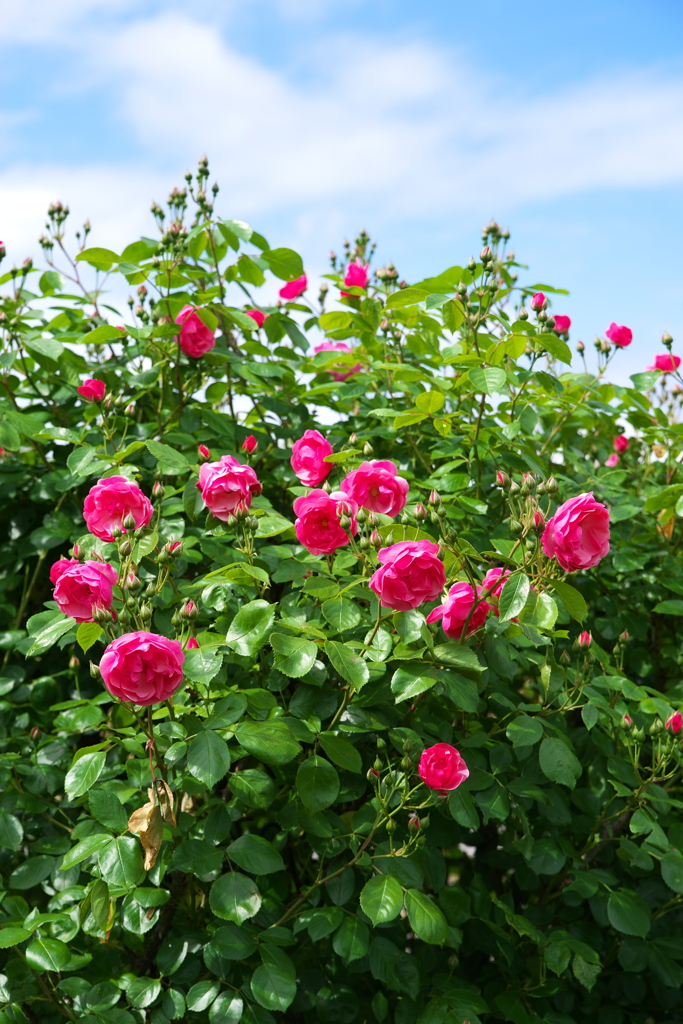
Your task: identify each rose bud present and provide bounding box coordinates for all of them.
[414,503,427,522]
[198,445,211,462]
[152,481,165,500]
[530,292,546,311]
[186,638,199,649]
[665,711,683,734]
[621,713,633,729]
[181,600,198,620]
[242,435,258,454]
[496,470,510,488]
[576,631,592,649]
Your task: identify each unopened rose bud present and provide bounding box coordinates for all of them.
[140,603,153,622]
[363,442,373,457]
[650,719,664,735]
[662,332,674,349]
[509,519,523,536]
[90,662,102,679]
[665,711,683,734]
[429,490,441,506]
[168,541,183,557]
[336,500,353,517]
[576,341,585,353]
[118,540,132,557]
[339,515,351,530]
[533,511,545,534]
[544,316,556,330]
[356,508,367,524]
[386,819,397,834]
[632,726,646,742]
[122,513,136,531]
[68,655,80,671]
[530,292,546,311]
[480,246,492,263]
[123,402,136,418]
[559,650,571,666]
[621,713,633,729]
[186,637,199,649]
[577,631,592,649]
[71,543,81,559]
[370,530,383,550]
[181,600,198,620]
[408,815,421,833]
[545,476,558,494]
[198,445,211,462]
[152,481,165,500]
[241,435,257,454]
[518,307,529,320]
[30,726,41,741]
[226,514,238,528]
[496,471,510,489]
[367,768,379,781]
[509,480,520,495]
[349,433,357,445]
[619,630,629,644]
[414,503,427,521]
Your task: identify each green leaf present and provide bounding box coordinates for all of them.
[9,855,55,889]
[91,879,110,929]
[25,937,70,971]
[236,720,301,766]
[187,981,220,1012]
[506,715,544,748]
[449,788,480,829]
[324,639,369,688]
[319,732,362,774]
[65,750,106,800]
[360,875,404,924]
[187,730,231,788]
[332,916,370,962]
[75,246,121,269]
[661,852,683,893]
[631,370,660,391]
[404,890,448,944]
[89,790,128,832]
[653,600,683,615]
[0,810,23,852]
[498,573,530,621]
[539,737,582,789]
[296,756,340,813]
[210,872,261,924]
[209,992,244,1023]
[98,837,144,889]
[432,643,483,678]
[227,834,285,875]
[0,927,31,948]
[262,247,304,281]
[384,286,428,310]
[145,439,189,471]
[270,633,317,677]
[415,390,445,414]
[226,600,275,656]
[318,311,354,330]
[321,597,362,631]
[212,924,258,961]
[468,367,507,395]
[550,580,587,622]
[26,615,75,656]
[76,621,103,654]
[60,833,113,871]
[536,332,572,364]
[251,962,297,1011]
[607,890,651,938]
[183,646,223,685]
[127,978,162,1009]
[390,663,438,703]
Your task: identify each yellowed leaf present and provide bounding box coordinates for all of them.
[140,804,163,870]
[128,801,154,835]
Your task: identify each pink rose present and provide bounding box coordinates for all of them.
[541,491,610,573]
[198,445,211,461]
[606,322,632,348]
[613,435,629,453]
[242,435,257,454]
[50,557,79,585]
[368,540,446,611]
[279,275,307,300]
[481,567,510,599]
[666,711,683,734]
[418,743,469,792]
[77,378,106,402]
[530,292,546,311]
[553,315,571,334]
[83,476,154,543]
[175,305,216,358]
[53,560,117,623]
[291,429,333,487]
[426,582,493,638]
[647,353,681,372]
[99,631,184,706]
[313,341,361,382]
[245,309,267,327]
[577,631,592,649]
[605,453,619,467]
[197,455,262,521]
[186,637,199,650]
[342,259,369,294]
[340,460,409,517]
[293,489,358,555]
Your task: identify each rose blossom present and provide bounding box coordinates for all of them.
[245,309,267,327]
[49,557,79,585]
[77,378,106,402]
[197,455,262,520]
[175,305,216,358]
[666,711,683,734]
[99,631,184,706]
[341,259,369,294]
[83,476,154,542]
[541,491,610,572]
[481,567,511,599]
[293,489,357,555]
[340,460,409,517]
[605,454,619,467]
[606,322,632,348]
[313,341,361,382]
[53,561,117,623]
[647,353,681,372]
[418,743,469,792]
[614,435,629,453]
[279,275,307,300]
[291,429,333,487]
[426,582,494,638]
[368,540,446,611]
[242,435,257,454]
[553,315,571,334]
[530,292,546,311]
[186,637,199,650]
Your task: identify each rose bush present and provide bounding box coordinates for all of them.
[0,167,682,1024]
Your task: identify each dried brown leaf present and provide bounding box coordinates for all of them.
[128,801,154,835]
[140,804,163,871]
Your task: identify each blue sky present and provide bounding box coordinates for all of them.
[0,0,681,382]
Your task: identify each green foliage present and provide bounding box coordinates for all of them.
[0,162,682,1024]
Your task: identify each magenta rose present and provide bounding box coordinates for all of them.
[291,429,333,487]
[342,259,369,293]
[605,454,619,467]
[53,560,117,623]
[279,275,307,300]
[666,711,683,734]
[647,353,680,372]
[606,322,632,348]
[77,378,106,402]
[426,582,493,638]
[83,476,153,543]
[49,557,80,585]
[541,491,610,572]
[175,305,216,358]
[530,292,546,311]
[340,460,409,517]
[197,455,262,520]
[99,631,184,706]
[368,540,445,611]
[313,341,361,382]
[418,743,469,792]
[481,566,511,599]
[613,435,629,453]
[553,315,571,334]
[246,309,267,327]
[293,489,358,555]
